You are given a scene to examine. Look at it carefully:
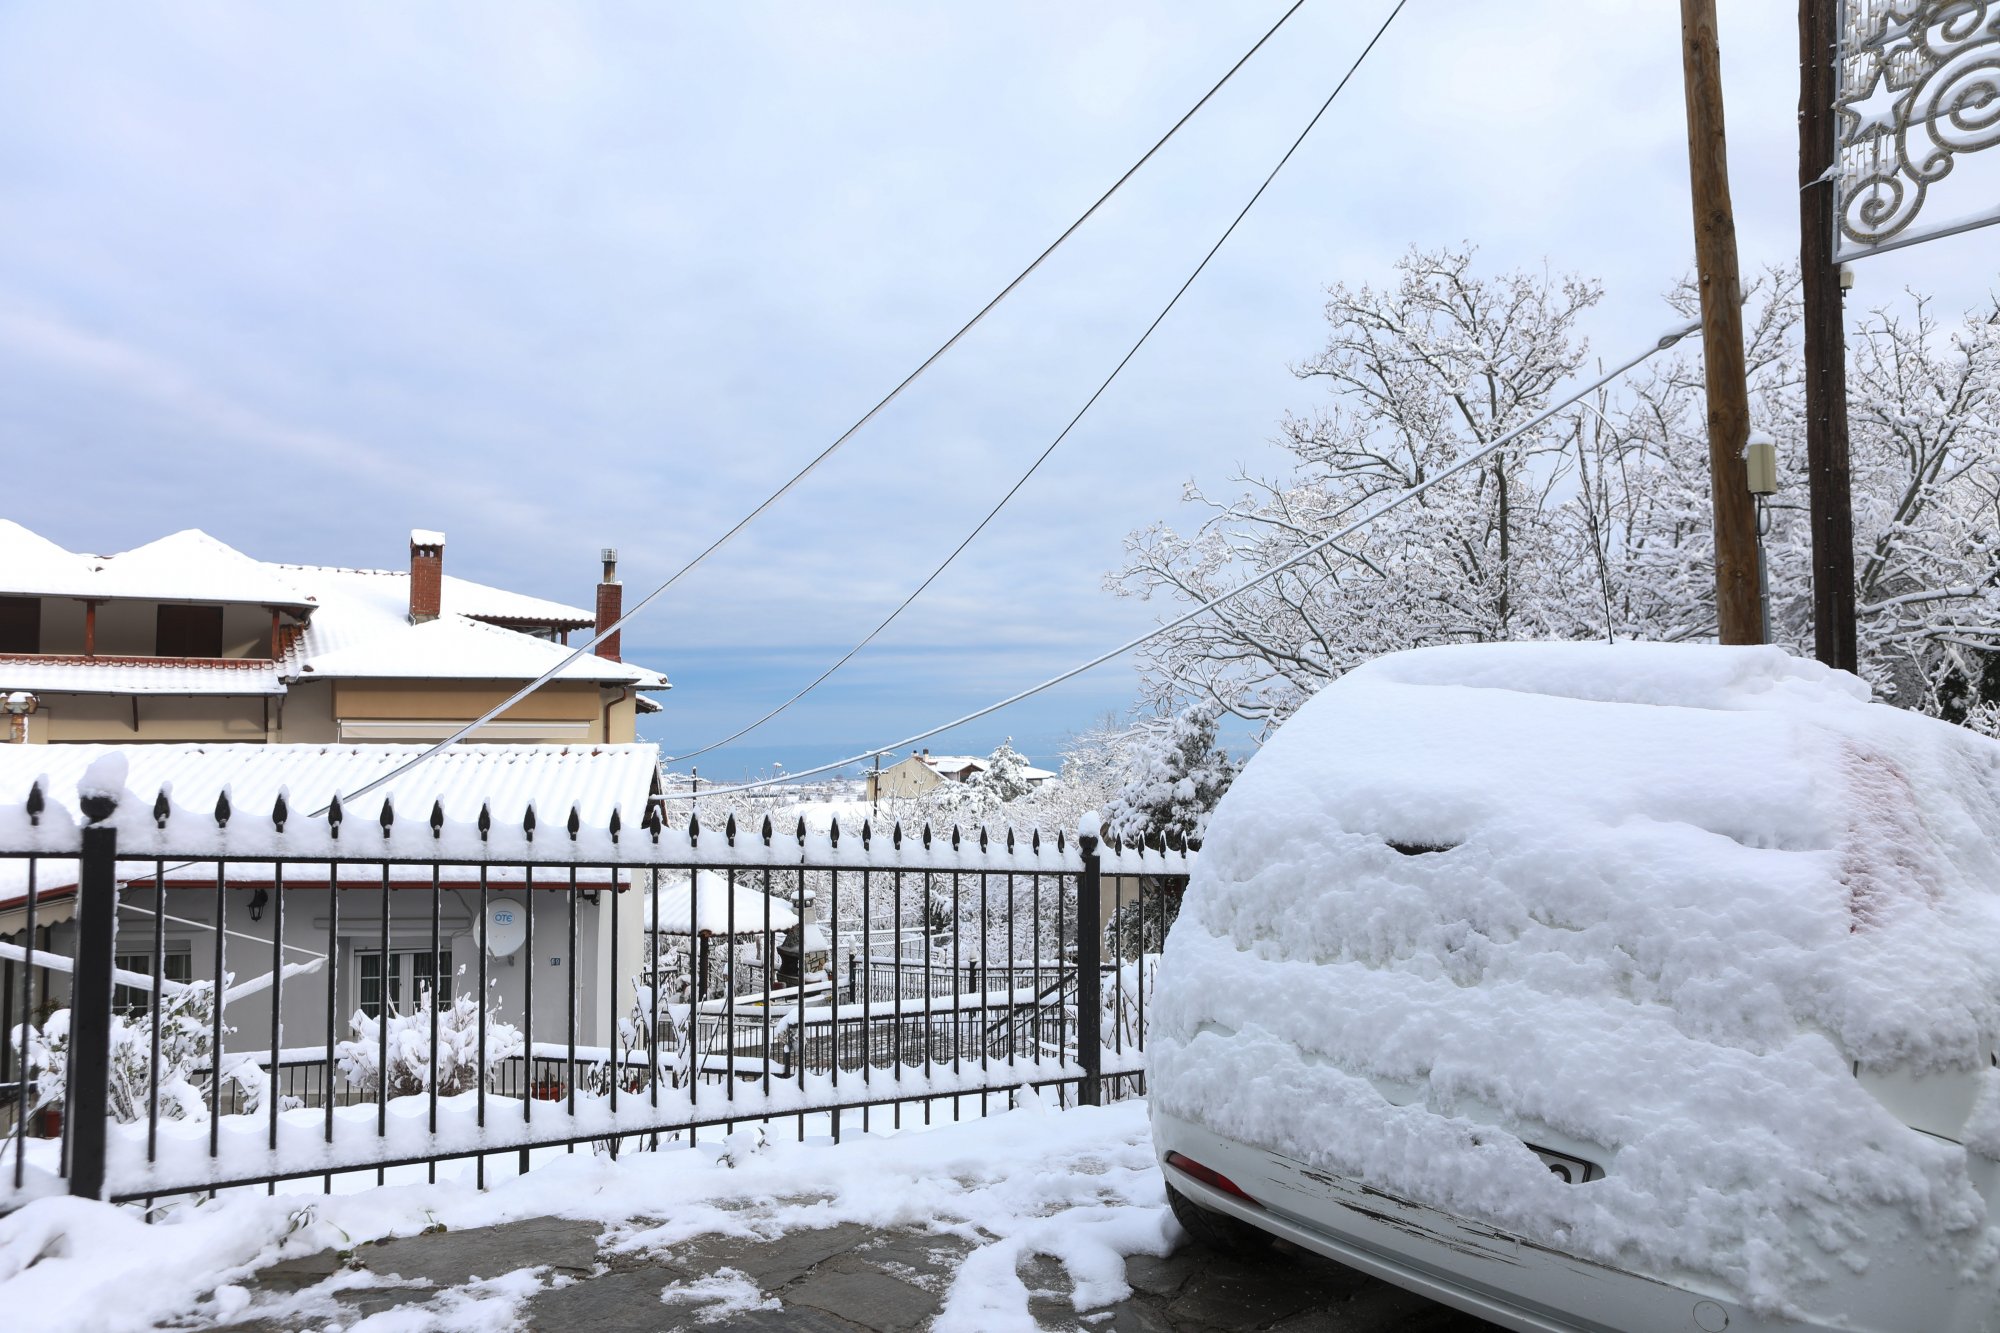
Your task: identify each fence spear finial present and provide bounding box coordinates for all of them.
[860,818,870,849]
[378,795,394,839]
[523,800,537,842]
[761,813,773,846]
[892,821,902,849]
[270,789,287,833]
[724,812,736,846]
[795,815,807,847]
[478,801,492,842]
[155,788,173,829]
[431,799,446,839]
[951,824,961,851]
[568,803,582,841]
[26,779,43,827]
[643,802,663,843]
[214,788,232,829]
[922,821,932,849]
[979,826,989,852]
[610,805,623,844]
[829,816,840,848]
[687,811,700,846]
[328,790,343,839]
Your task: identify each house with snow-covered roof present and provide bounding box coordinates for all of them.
[0,521,667,745]
[861,748,1057,803]
[0,522,681,1071]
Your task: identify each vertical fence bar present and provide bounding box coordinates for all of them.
[950,862,960,1121]
[10,854,33,1193]
[147,863,165,1169]
[521,868,534,1176]
[565,867,577,1136]
[1075,833,1103,1107]
[476,864,487,1189]
[268,865,285,1185]
[1006,867,1017,1083]
[891,864,902,1129]
[376,863,389,1185]
[650,868,661,1120]
[608,866,620,1159]
[1032,867,1042,1080]
[760,865,772,1105]
[922,864,933,1125]
[828,866,839,1143]
[696,860,704,1128]
[725,868,736,1117]
[211,864,227,1169]
[66,817,119,1200]
[978,864,989,1115]
[796,866,805,1139]
[325,858,339,1191]
[428,864,442,1181]
[859,863,869,1132]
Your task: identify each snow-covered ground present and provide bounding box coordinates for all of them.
[0,1095,1175,1333]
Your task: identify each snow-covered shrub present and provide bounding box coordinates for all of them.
[335,983,522,1098]
[25,980,229,1123]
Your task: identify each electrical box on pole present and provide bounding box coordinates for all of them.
[1679,0,1765,645]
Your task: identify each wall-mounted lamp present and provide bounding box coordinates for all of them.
[247,888,269,922]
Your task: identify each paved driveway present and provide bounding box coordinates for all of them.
[218,1213,1503,1332]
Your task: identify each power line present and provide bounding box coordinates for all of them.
[318,0,1314,817]
[669,317,1703,801]
[668,0,1409,765]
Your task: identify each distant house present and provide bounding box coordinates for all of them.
[861,748,1056,803]
[0,521,676,1056]
[0,522,668,746]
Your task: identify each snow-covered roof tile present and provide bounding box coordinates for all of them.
[0,655,287,696]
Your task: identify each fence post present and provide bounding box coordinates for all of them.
[1075,831,1103,1107]
[67,803,120,1199]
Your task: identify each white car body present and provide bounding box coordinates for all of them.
[1147,644,2000,1333]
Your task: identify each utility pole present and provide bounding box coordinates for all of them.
[1799,0,1859,670]
[1680,0,1764,645]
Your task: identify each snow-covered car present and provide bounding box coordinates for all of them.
[1150,644,2000,1333]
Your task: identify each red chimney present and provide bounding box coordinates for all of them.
[595,548,621,662]
[409,530,444,623]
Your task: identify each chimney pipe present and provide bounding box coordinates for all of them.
[409,530,444,623]
[595,547,621,663]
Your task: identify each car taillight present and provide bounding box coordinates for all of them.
[1165,1151,1262,1207]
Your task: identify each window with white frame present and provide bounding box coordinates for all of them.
[355,948,453,1018]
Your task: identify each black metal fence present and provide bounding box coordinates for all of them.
[0,782,1190,1208]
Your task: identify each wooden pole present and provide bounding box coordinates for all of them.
[1680,0,1764,645]
[1799,0,1859,670]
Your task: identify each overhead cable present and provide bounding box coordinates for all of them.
[667,317,1705,800]
[667,0,1410,765]
[319,0,1315,816]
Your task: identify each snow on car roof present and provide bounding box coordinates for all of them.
[1152,642,2000,1311]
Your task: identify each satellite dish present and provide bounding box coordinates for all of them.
[484,898,527,956]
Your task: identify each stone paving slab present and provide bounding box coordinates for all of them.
[214,1210,1505,1333]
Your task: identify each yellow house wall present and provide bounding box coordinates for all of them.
[37,692,272,742]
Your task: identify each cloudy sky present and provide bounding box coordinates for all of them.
[3,2,1992,781]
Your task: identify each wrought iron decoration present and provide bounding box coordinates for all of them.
[1837,0,2000,250]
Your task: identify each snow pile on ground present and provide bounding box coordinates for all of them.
[0,1095,1171,1333]
[1150,643,2000,1314]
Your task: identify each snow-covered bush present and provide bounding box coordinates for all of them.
[25,980,230,1123]
[335,982,522,1098]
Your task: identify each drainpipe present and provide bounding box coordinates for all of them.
[602,687,632,743]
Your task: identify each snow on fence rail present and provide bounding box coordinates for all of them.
[0,773,1191,1207]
